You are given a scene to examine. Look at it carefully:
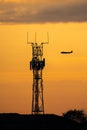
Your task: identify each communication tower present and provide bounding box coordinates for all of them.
[27,33,49,114]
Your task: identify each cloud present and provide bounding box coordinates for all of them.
[0,1,87,24]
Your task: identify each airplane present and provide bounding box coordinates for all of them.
[61,50,73,54]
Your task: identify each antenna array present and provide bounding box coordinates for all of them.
[27,33,49,114]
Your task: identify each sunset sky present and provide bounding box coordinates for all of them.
[0,0,87,115]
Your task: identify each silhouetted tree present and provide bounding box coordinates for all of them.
[62,109,87,123]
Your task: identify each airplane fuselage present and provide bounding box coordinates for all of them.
[61,50,73,54]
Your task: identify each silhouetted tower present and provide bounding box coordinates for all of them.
[27,33,49,114]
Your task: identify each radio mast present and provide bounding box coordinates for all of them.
[27,33,49,114]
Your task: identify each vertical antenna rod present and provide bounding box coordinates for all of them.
[27,33,49,114]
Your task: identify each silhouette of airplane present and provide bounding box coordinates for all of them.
[61,50,73,54]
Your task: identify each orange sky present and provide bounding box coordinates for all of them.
[0,23,87,115]
[0,0,87,115]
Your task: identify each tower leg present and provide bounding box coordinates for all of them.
[32,69,44,114]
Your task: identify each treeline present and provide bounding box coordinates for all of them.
[62,109,87,129]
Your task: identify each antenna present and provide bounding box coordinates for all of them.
[47,32,49,43]
[41,32,49,44]
[27,32,48,114]
[27,32,33,44]
[35,32,37,43]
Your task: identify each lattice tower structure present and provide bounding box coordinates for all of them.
[30,43,45,114]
